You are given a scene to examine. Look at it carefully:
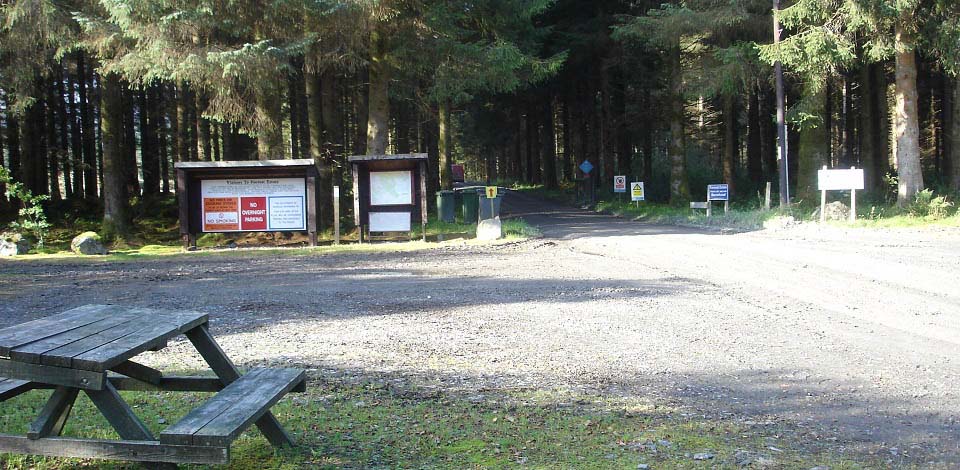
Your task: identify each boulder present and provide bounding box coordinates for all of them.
[476,217,502,241]
[815,201,849,221]
[0,233,30,257]
[71,232,108,255]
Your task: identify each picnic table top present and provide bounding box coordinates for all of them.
[0,305,207,373]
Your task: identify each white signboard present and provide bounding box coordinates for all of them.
[200,178,306,232]
[613,175,626,193]
[369,212,411,232]
[370,171,413,206]
[818,168,864,191]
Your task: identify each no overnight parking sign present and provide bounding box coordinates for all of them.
[201,178,306,232]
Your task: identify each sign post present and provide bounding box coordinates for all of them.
[706,184,730,216]
[817,166,864,223]
[630,182,645,207]
[333,186,340,245]
[578,160,595,204]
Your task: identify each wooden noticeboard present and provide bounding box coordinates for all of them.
[348,153,429,241]
[175,160,320,248]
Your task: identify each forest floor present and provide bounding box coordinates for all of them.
[0,191,958,468]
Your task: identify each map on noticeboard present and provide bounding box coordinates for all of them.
[370,171,413,206]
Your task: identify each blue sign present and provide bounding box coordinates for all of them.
[707,184,729,201]
[579,160,594,175]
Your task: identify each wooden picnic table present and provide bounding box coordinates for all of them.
[0,304,306,468]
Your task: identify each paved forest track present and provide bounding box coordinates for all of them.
[2,191,959,466]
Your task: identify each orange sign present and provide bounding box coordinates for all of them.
[203,197,239,231]
[485,186,498,198]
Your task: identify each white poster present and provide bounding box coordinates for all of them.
[818,168,865,191]
[369,212,411,232]
[200,178,306,232]
[370,171,413,206]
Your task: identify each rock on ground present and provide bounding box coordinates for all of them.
[71,232,107,255]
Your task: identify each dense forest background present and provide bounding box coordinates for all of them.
[1,0,958,238]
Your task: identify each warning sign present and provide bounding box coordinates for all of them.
[485,186,498,198]
[201,178,306,232]
[613,175,626,193]
[631,182,645,202]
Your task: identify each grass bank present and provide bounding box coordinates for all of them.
[0,376,881,469]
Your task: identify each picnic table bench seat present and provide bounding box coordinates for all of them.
[161,368,306,447]
[0,377,35,401]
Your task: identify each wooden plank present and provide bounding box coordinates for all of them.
[0,378,38,401]
[108,376,226,393]
[159,369,269,446]
[60,310,204,372]
[0,359,105,390]
[185,324,294,447]
[84,382,154,441]
[28,386,80,439]
[190,369,305,447]
[40,320,157,369]
[0,305,117,356]
[10,309,143,364]
[0,435,229,465]
[109,361,163,385]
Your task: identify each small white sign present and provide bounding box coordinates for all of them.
[369,212,411,232]
[614,175,626,193]
[818,168,864,191]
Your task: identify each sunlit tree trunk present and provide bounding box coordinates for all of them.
[894,24,923,206]
[542,97,558,189]
[722,92,737,197]
[950,77,960,191]
[438,100,452,189]
[366,32,390,155]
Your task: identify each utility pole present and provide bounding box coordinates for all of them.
[774,0,790,207]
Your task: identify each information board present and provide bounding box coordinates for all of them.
[631,182,645,201]
[614,176,626,193]
[707,184,729,201]
[200,178,306,232]
[369,212,412,231]
[818,168,864,190]
[370,171,413,206]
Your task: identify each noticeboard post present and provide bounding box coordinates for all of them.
[818,166,864,222]
[175,160,320,249]
[706,184,730,216]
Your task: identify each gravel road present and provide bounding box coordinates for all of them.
[1,191,958,466]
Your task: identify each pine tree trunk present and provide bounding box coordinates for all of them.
[747,85,763,183]
[667,40,689,202]
[141,87,160,196]
[8,111,21,184]
[797,83,829,201]
[561,92,572,181]
[353,68,369,156]
[894,25,923,206]
[121,86,140,197]
[721,92,737,197]
[197,93,211,161]
[157,87,170,193]
[320,71,341,228]
[759,84,777,181]
[56,66,71,199]
[305,68,329,227]
[438,100,452,190]
[843,75,855,167]
[542,97,558,189]
[19,100,42,195]
[176,85,190,163]
[288,65,302,160]
[212,124,220,161]
[100,73,130,238]
[859,63,878,192]
[641,87,653,181]
[78,54,98,198]
[46,82,61,200]
[875,63,891,188]
[950,77,960,190]
[367,37,390,155]
[67,69,84,197]
[221,123,234,161]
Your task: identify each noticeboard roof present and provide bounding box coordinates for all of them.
[347,153,429,163]
[174,159,317,169]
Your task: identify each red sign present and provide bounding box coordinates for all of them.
[240,197,268,230]
[451,164,465,182]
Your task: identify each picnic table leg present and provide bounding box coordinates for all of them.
[85,382,177,469]
[185,323,295,447]
[28,386,79,439]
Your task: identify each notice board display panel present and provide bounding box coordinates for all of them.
[200,178,306,232]
[369,212,412,232]
[369,171,413,206]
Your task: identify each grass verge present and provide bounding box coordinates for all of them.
[0,377,881,469]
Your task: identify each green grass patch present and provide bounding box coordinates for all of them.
[0,378,882,469]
